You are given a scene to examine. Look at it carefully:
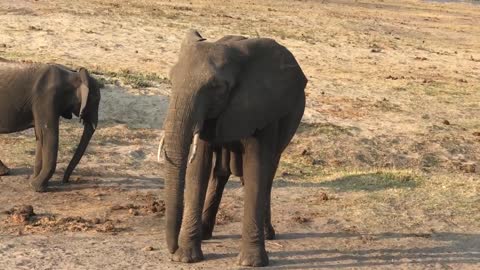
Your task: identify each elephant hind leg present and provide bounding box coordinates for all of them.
[201,148,230,240]
[0,160,9,176]
[202,172,229,240]
[263,94,304,240]
[238,134,272,267]
[265,159,279,240]
[230,151,243,177]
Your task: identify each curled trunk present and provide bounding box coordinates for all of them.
[63,119,96,183]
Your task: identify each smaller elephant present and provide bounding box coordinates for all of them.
[0,59,101,192]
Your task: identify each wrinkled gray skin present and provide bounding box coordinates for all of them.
[161,30,307,267]
[0,59,101,192]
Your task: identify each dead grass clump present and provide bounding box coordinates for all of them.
[296,122,356,137]
[5,205,35,224]
[26,216,119,233]
[92,69,170,88]
[109,199,165,216]
[292,216,311,224]
[3,209,120,233]
[318,192,329,201]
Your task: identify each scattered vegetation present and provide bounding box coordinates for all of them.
[92,69,170,88]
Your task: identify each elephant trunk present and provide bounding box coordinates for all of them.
[163,92,202,254]
[63,111,98,183]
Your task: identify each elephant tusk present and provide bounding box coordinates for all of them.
[188,133,199,164]
[157,135,165,162]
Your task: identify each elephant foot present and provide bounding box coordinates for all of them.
[238,246,269,267]
[30,179,47,193]
[171,244,204,263]
[0,161,9,176]
[265,224,276,240]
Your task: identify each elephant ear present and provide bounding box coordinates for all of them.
[181,29,206,49]
[77,68,90,122]
[215,38,307,142]
[170,29,207,86]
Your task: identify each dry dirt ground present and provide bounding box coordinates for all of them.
[1,0,479,269]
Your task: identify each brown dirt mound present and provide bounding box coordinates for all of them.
[109,199,165,215]
[24,216,119,233]
[3,205,120,234]
[4,205,35,224]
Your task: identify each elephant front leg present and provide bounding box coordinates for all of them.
[33,127,43,178]
[0,159,9,176]
[173,139,212,263]
[238,137,270,267]
[30,118,59,192]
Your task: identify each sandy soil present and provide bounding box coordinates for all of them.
[0,0,479,269]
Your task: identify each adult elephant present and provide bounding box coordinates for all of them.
[159,30,307,267]
[0,59,101,192]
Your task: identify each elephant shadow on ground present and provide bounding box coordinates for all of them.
[47,169,165,192]
[271,171,419,192]
[213,173,475,268]
[207,232,480,269]
[267,232,480,269]
[4,167,32,176]
[39,168,411,194]
[222,172,419,192]
[0,166,164,192]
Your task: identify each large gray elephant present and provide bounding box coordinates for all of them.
[159,30,307,267]
[0,59,101,192]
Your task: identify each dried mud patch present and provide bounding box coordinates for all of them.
[2,205,121,234]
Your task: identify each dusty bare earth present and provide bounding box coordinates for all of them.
[0,0,479,269]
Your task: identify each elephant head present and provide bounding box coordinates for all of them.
[161,30,307,252]
[62,67,101,183]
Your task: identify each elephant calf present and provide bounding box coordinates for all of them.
[0,59,101,192]
[159,30,307,267]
